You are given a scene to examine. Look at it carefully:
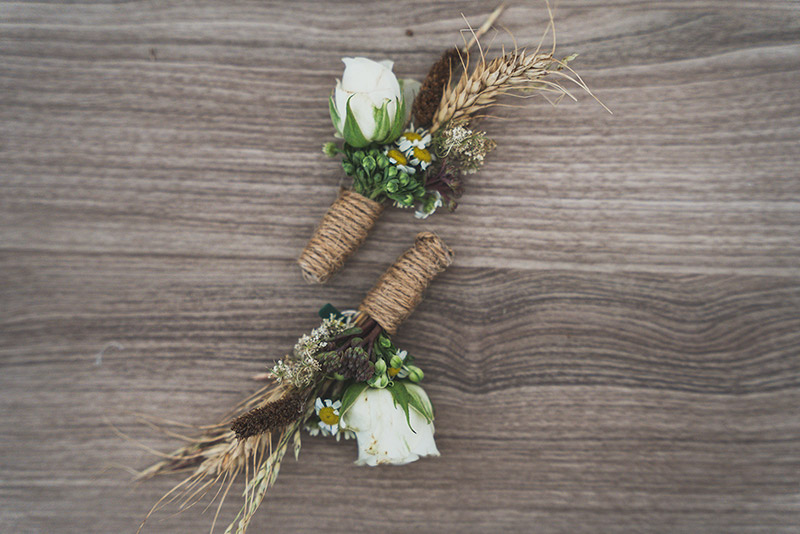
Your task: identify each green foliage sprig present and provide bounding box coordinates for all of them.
[326,143,428,208]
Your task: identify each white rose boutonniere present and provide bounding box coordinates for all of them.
[330,57,419,147]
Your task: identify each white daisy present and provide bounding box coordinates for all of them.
[396,128,432,153]
[396,128,435,172]
[408,145,434,171]
[384,147,416,174]
[315,397,342,435]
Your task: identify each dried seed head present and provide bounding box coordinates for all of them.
[338,347,375,382]
[412,48,461,127]
[230,392,305,440]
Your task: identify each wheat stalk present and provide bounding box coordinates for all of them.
[430,4,608,133]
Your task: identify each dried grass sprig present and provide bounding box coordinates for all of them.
[136,382,313,534]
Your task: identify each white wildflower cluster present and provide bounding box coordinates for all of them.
[293,316,349,359]
[271,315,351,388]
[436,119,496,174]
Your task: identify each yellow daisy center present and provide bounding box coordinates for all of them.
[413,147,432,163]
[318,406,339,425]
[388,367,401,377]
[387,148,407,166]
[402,132,423,143]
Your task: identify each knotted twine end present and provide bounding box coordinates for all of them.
[358,232,454,335]
[298,188,384,284]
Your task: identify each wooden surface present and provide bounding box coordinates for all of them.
[2,1,800,532]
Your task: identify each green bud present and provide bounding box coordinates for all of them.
[377,154,389,169]
[386,166,398,178]
[322,142,338,157]
[374,359,387,374]
[385,179,399,193]
[407,365,424,383]
[342,162,355,176]
[379,335,392,348]
[362,155,376,172]
[352,150,365,162]
[367,372,389,389]
[389,354,404,369]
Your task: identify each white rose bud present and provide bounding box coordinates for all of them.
[341,385,439,466]
[329,57,419,147]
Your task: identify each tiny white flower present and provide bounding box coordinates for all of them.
[315,398,342,436]
[414,191,443,219]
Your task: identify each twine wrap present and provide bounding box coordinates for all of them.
[358,232,454,335]
[298,188,384,284]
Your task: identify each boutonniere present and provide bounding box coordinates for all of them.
[298,5,605,283]
[139,233,453,533]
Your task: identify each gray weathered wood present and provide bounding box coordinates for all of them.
[1,1,799,532]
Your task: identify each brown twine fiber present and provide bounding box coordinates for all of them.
[298,188,384,284]
[358,232,454,335]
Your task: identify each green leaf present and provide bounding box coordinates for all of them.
[318,303,343,320]
[387,97,406,143]
[372,100,392,143]
[339,382,368,418]
[329,94,342,135]
[342,96,370,148]
[387,381,415,433]
[405,383,434,423]
[336,326,363,338]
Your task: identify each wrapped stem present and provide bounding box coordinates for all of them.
[359,232,454,334]
[298,188,384,283]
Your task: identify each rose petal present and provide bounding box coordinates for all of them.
[346,92,377,139]
[341,57,383,92]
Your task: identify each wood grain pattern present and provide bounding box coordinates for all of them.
[1,1,799,532]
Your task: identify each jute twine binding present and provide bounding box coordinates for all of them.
[358,232,454,335]
[298,188,384,284]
